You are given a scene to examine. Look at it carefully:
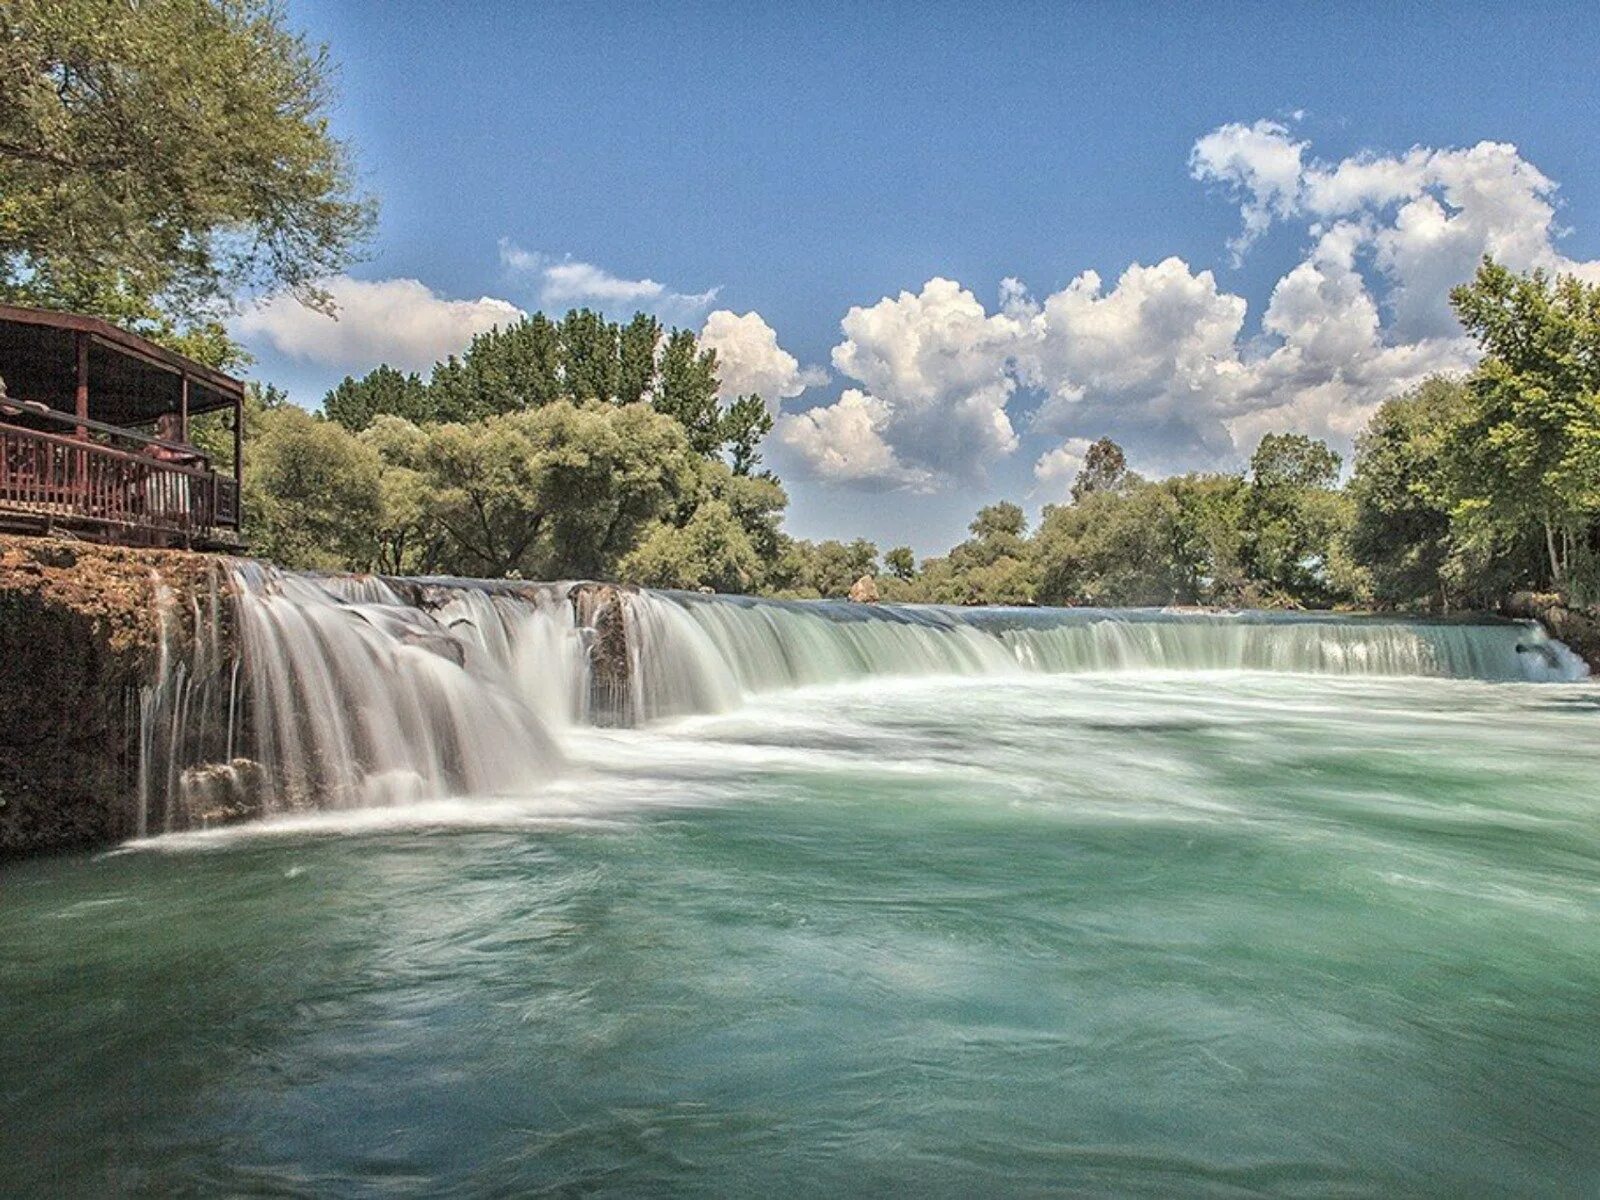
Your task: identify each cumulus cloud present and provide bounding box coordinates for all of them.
[499,240,718,318]
[774,389,933,489]
[1190,118,1308,261]
[779,122,1600,492]
[817,278,1025,483]
[234,275,523,373]
[1195,123,1600,336]
[1031,437,1094,502]
[697,310,827,407]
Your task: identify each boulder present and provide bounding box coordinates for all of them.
[848,574,880,604]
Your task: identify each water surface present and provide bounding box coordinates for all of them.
[4,672,1598,1195]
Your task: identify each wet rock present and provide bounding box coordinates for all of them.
[571,582,633,726]
[848,574,880,604]
[1503,591,1600,670]
[179,758,268,828]
[0,535,227,856]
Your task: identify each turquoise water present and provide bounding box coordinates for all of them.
[4,671,1599,1195]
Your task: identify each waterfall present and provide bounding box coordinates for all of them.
[133,566,1588,832]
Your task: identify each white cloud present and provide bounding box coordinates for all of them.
[1190,119,1308,262]
[826,278,1026,482]
[697,310,826,407]
[774,389,932,489]
[781,124,1600,492]
[234,276,523,373]
[1017,257,1247,428]
[499,240,718,318]
[1032,437,1094,502]
[1194,125,1600,337]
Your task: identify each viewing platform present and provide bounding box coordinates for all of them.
[0,305,244,549]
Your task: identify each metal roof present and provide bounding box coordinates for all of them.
[0,303,246,426]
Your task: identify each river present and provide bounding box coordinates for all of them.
[2,581,1597,1194]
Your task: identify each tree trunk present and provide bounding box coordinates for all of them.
[1545,521,1563,588]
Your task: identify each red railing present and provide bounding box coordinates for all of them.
[0,419,239,542]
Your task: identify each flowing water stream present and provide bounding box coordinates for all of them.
[2,568,1597,1195]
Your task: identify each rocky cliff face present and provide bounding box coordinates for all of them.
[0,536,224,856]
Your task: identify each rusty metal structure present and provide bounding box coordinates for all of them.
[0,304,244,547]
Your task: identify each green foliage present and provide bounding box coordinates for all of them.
[1348,377,1470,607]
[884,546,917,581]
[0,0,374,361]
[720,396,774,476]
[1447,259,1600,596]
[653,328,723,456]
[619,501,762,593]
[1071,437,1131,502]
[1243,434,1351,604]
[324,366,431,432]
[244,405,383,572]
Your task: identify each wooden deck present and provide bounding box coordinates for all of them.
[0,417,239,547]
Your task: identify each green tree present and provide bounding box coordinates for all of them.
[1348,377,1471,608]
[720,396,774,476]
[1071,437,1131,502]
[324,365,432,432]
[0,0,374,363]
[619,500,762,593]
[1035,481,1190,606]
[1448,258,1600,594]
[1243,433,1351,604]
[654,329,722,455]
[414,401,701,579]
[885,546,917,581]
[244,405,384,571]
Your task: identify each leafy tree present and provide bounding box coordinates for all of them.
[359,416,439,575]
[654,329,722,455]
[720,396,774,476]
[1071,437,1130,502]
[1448,258,1600,595]
[1035,482,1190,606]
[244,405,384,571]
[619,501,762,593]
[617,313,661,406]
[414,402,701,580]
[324,365,432,432]
[885,546,917,581]
[1348,377,1470,608]
[1243,433,1350,604]
[427,315,562,423]
[560,309,622,404]
[0,0,374,363]
[1249,433,1341,491]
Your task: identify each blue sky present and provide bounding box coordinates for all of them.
[238,2,1600,553]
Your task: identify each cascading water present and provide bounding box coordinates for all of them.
[136,564,1588,830]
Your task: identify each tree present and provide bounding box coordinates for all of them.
[654,329,722,455]
[414,401,701,580]
[720,396,774,476]
[1035,482,1191,606]
[1071,438,1130,502]
[1348,377,1470,608]
[619,501,762,594]
[244,405,384,571]
[1448,258,1600,595]
[1249,432,1341,491]
[1243,433,1350,604]
[885,546,917,581]
[324,365,432,432]
[0,0,374,363]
